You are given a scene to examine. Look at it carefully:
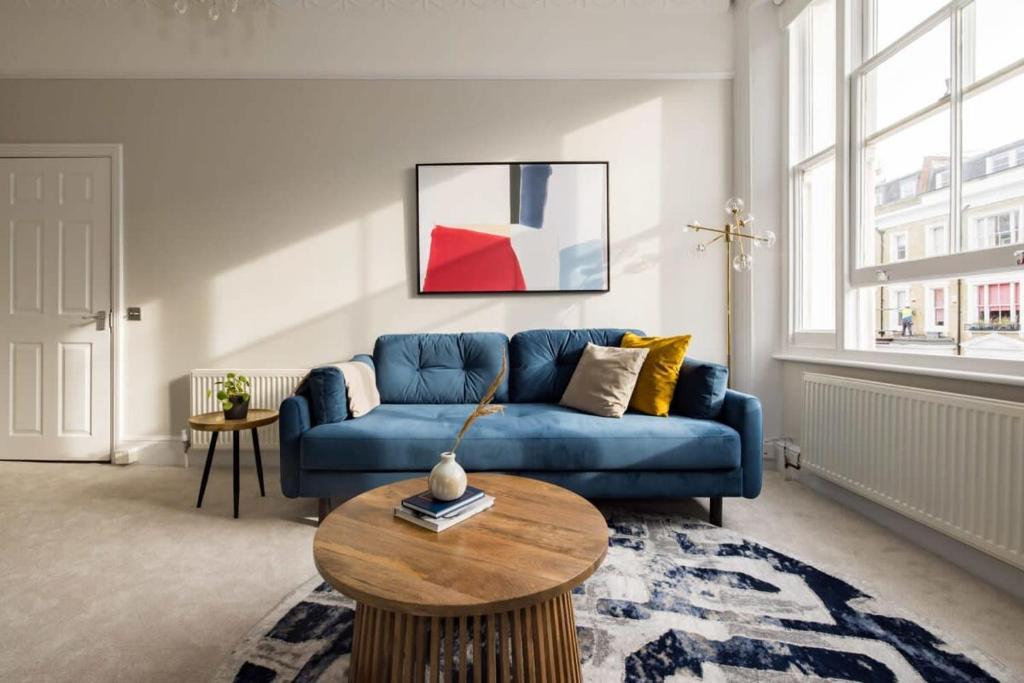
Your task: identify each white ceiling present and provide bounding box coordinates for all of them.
[0,0,735,78]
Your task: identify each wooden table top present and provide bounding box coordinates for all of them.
[313,474,608,618]
[187,408,279,432]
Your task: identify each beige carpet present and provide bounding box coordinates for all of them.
[0,462,1021,681]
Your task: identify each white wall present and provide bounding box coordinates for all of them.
[0,1,733,78]
[0,78,734,451]
[732,0,786,440]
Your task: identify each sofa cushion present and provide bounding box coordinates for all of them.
[374,333,509,404]
[619,332,693,417]
[509,328,642,403]
[300,403,739,472]
[558,343,649,418]
[301,366,348,426]
[672,357,729,419]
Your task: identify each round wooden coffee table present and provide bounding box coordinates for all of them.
[313,474,608,682]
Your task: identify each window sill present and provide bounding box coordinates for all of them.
[773,349,1024,387]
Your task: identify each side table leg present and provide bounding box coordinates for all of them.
[196,431,218,509]
[252,427,266,497]
[232,430,240,519]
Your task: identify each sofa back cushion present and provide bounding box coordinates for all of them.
[509,328,642,403]
[374,332,510,404]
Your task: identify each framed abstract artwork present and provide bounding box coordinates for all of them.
[416,162,610,294]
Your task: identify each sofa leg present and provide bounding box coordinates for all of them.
[709,497,723,527]
[317,497,332,525]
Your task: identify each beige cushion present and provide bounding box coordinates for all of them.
[559,343,649,418]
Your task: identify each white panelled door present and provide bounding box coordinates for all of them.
[1,157,112,460]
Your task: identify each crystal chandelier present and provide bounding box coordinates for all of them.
[172,0,240,21]
[681,198,775,384]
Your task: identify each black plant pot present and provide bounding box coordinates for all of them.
[224,396,250,420]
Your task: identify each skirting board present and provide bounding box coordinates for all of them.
[798,470,1024,603]
[121,437,279,468]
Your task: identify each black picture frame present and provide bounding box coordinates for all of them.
[415,161,611,295]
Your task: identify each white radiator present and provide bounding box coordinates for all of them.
[801,372,1024,571]
[189,369,308,448]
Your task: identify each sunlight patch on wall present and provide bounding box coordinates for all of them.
[208,218,378,358]
[561,97,665,330]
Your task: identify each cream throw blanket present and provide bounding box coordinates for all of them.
[295,361,380,418]
[328,361,380,418]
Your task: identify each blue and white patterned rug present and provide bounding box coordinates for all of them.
[216,514,1008,682]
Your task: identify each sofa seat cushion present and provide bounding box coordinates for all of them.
[300,403,740,472]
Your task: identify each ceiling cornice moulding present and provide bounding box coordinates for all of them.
[4,0,729,11]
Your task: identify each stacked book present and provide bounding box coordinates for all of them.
[394,486,494,532]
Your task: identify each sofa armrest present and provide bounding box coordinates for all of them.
[352,353,374,370]
[279,395,310,498]
[717,389,763,498]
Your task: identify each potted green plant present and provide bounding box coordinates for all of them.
[208,372,251,420]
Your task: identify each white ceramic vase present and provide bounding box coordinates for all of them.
[428,451,467,501]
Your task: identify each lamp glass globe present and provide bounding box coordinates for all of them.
[724,197,745,215]
[732,253,753,271]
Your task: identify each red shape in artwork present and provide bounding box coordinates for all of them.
[423,225,527,292]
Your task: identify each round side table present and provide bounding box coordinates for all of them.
[188,408,278,519]
[313,473,608,682]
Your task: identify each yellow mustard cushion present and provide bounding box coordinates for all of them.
[620,332,692,417]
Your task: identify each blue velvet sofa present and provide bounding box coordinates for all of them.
[279,329,763,525]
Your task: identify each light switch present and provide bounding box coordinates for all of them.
[127,307,142,321]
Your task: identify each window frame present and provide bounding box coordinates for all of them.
[787,0,841,347]
[781,0,1024,379]
[848,0,1024,290]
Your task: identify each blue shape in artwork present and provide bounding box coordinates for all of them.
[560,240,606,290]
[518,164,552,229]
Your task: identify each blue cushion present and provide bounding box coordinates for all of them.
[300,403,739,472]
[672,357,729,419]
[509,328,643,403]
[296,354,379,427]
[298,366,348,426]
[373,333,509,404]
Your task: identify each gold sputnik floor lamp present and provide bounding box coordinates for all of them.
[682,198,775,387]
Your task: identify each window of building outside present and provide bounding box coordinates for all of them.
[926,224,947,256]
[890,232,908,261]
[927,286,946,331]
[970,210,1020,249]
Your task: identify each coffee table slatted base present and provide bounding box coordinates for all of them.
[348,592,582,683]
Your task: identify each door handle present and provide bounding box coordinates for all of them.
[81,310,107,331]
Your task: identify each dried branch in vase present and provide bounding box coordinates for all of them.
[450,353,507,454]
